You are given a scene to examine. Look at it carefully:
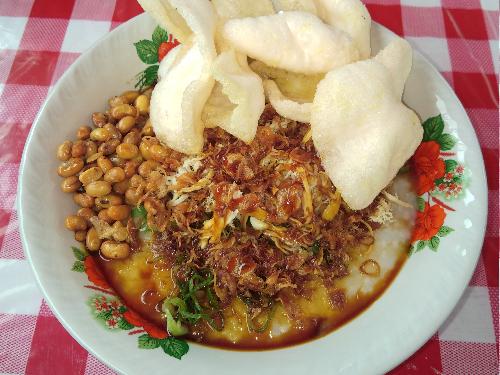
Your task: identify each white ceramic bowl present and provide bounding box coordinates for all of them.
[19,13,487,375]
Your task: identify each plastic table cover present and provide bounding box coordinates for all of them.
[0,0,498,374]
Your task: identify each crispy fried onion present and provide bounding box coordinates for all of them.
[134,108,395,317]
[89,216,129,242]
[382,190,412,208]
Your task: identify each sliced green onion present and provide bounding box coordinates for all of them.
[246,302,276,333]
[162,297,188,336]
[206,312,225,332]
[311,241,320,255]
[163,269,224,333]
[131,204,151,233]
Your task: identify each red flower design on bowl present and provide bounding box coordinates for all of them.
[412,141,445,195]
[158,36,179,62]
[411,203,446,242]
[84,256,111,290]
[123,309,168,339]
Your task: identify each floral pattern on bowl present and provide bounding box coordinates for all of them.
[71,246,189,359]
[409,114,468,253]
[65,25,470,358]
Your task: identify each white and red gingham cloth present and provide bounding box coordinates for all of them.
[0,0,497,373]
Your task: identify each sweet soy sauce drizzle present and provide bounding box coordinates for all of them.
[96,249,407,350]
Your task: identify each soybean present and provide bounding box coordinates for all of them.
[79,167,104,186]
[90,128,111,142]
[98,208,114,223]
[134,95,150,115]
[150,144,168,162]
[85,141,98,159]
[58,158,84,177]
[116,143,139,160]
[71,141,87,158]
[61,176,81,193]
[123,129,141,145]
[104,167,126,183]
[108,96,127,108]
[77,207,94,222]
[101,241,130,259]
[138,160,159,177]
[139,137,158,160]
[92,112,108,128]
[57,141,73,161]
[77,126,91,140]
[121,90,140,103]
[125,188,141,205]
[123,160,139,178]
[109,155,126,168]
[65,215,87,231]
[130,174,145,188]
[141,119,154,136]
[86,227,101,252]
[110,104,136,120]
[97,156,113,173]
[85,181,112,197]
[103,123,122,140]
[98,138,120,155]
[73,193,94,208]
[86,151,102,164]
[112,179,130,194]
[107,205,130,221]
[95,194,122,209]
[117,116,136,134]
[75,230,87,242]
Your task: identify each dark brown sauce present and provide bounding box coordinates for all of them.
[96,249,407,351]
[195,253,407,351]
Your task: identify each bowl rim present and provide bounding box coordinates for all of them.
[17,12,487,375]
[17,15,151,375]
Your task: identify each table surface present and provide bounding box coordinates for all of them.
[0,0,498,374]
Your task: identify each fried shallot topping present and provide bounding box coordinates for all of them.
[141,105,386,316]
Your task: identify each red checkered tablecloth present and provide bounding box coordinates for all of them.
[0,0,497,374]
